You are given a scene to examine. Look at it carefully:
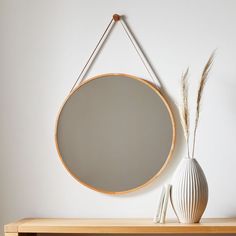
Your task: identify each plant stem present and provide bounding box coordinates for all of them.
[192,124,197,158]
[187,137,190,158]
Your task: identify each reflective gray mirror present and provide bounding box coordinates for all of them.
[55,74,175,194]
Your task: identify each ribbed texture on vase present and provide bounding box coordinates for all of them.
[170,158,208,224]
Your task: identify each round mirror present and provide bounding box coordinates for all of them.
[55,74,175,194]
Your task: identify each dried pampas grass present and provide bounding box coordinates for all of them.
[192,52,215,158]
[179,68,190,158]
[179,51,215,159]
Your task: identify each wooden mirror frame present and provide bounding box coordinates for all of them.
[55,73,176,194]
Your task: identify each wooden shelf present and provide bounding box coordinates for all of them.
[5,218,236,235]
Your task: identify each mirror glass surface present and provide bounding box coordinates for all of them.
[56,74,175,193]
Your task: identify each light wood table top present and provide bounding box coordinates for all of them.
[5,218,236,234]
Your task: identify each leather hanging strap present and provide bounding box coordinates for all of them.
[70,14,162,93]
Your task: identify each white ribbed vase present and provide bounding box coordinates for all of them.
[170,158,208,223]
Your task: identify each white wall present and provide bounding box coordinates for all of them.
[1,0,236,235]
